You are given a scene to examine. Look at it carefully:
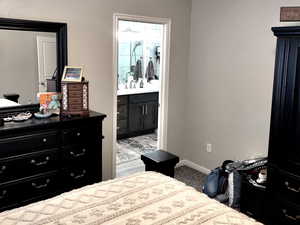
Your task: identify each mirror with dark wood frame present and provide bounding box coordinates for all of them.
[0,18,67,118]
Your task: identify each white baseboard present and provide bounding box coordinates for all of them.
[176,159,211,175]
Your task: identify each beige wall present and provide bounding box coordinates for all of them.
[3,0,292,176]
[0,30,55,105]
[185,0,300,170]
[0,0,191,180]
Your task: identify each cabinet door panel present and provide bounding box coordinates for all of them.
[285,44,300,172]
[117,119,128,135]
[117,105,128,120]
[129,104,143,132]
[269,38,300,172]
[144,102,158,130]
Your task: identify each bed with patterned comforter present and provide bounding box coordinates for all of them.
[0,172,262,225]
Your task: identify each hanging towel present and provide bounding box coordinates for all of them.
[145,59,155,82]
[133,59,143,81]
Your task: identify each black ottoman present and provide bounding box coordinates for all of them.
[141,150,179,177]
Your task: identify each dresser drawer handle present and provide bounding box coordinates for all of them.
[282,209,299,221]
[0,190,7,200]
[245,211,254,216]
[70,149,86,158]
[0,165,6,174]
[30,156,50,166]
[70,170,86,179]
[31,179,50,189]
[284,181,300,193]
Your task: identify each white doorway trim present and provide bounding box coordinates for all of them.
[37,35,57,93]
[112,13,171,178]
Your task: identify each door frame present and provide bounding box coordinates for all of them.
[36,35,57,92]
[112,13,171,178]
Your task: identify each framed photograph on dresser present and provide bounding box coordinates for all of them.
[62,66,83,82]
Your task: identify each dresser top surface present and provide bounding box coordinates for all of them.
[0,111,106,134]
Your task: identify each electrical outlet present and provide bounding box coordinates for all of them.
[206,143,212,153]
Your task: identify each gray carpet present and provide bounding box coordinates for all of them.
[175,166,207,192]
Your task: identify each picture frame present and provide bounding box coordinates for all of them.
[61,66,83,82]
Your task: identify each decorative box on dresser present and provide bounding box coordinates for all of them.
[61,81,89,116]
[0,111,106,212]
[267,26,300,225]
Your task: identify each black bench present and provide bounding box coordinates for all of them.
[141,150,179,177]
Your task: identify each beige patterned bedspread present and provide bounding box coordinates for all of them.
[0,172,263,225]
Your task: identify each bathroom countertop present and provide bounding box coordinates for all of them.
[117,87,159,96]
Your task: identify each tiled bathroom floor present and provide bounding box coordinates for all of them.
[116,133,157,164]
[116,133,157,177]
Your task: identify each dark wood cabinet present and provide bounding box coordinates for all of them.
[266,26,300,225]
[240,175,266,223]
[144,101,158,130]
[117,95,129,136]
[0,111,106,212]
[128,103,144,132]
[117,92,158,139]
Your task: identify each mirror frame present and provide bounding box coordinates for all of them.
[0,17,67,118]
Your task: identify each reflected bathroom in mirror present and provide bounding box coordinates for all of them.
[0,30,57,107]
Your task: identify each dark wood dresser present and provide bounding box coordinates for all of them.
[266,27,300,225]
[0,111,106,212]
[240,174,266,223]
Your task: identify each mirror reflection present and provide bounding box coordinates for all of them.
[117,21,162,93]
[0,29,57,108]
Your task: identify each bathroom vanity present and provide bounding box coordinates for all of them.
[117,91,159,139]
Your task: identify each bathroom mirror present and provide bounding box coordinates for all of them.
[118,21,162,90]
[0,18,67,117]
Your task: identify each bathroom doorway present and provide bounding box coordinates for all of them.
[112,14,171,178]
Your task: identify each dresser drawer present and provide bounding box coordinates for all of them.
[21,171,60,200]
[0,149,60,183]
[0,181,20,207]
[270,196,300,225]
[62,145,91,163]
[63,167,94,189]
[0,171,59,207]
[67,84,83,91]
[240,177,266,222]
[0,131,59,157]
[62,127,96,145]
[269,167,300,204]
[68,97,83,105]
